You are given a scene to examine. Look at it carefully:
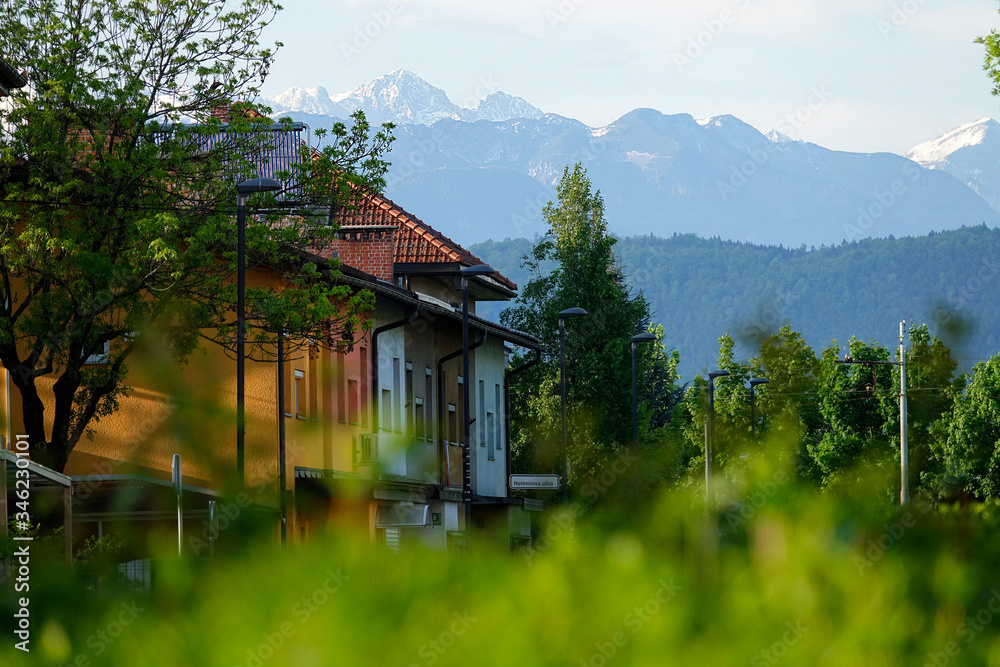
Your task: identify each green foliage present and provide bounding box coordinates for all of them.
[0,0,394,471]
[472,227,1000,383]
[8,465,1000,665]
[501,164,681,490]
[928,355,1000,499]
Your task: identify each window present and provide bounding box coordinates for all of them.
[405,363,414,437]
[294,370,305,419]
[425,369,433,443]
[84,341,110,365]
[308,344,318,420]
[393,357,401,433]
[495,384,503,451]
[478,380,486,447]
[415,398,425,440]
[381,389,392,432]
[487,412,495,461]
[348,379,359,425]
[448,404,457,445]
[360,347,369,427]
[337,353,346,423]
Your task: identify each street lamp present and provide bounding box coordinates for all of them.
[558,307,588,502]
[461,264,496,534]
[748,378,769,440]
[705,369,730,507]
[236,178,281,487]
[631,332,657,498]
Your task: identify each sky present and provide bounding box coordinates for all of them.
[260,0,1000,155]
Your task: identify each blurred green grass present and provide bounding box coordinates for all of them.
[5,453,1000,666]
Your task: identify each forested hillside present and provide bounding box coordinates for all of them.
[472,225,1000,380]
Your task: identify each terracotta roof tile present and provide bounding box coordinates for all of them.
[331,192,517,291]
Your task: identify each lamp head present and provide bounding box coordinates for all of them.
[631,332,657,344]
[749,378,770,387]
[708,369,730,381]
[237,177,282,195]
[558,307,588,319]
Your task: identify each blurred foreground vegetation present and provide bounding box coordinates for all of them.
[5,445,1000,666]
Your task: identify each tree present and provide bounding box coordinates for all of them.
[925,354,998,500]
[0,0,394,471]
[501,163,676,491]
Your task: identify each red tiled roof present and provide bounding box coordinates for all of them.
[331,191,517,291]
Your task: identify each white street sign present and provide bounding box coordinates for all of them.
[509,474,560,490]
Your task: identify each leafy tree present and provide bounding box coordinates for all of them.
[925,354,1000,499]
[810,337,899,490]
[681,324,820,485]
[502,164,677,491]
[0,0,394,471]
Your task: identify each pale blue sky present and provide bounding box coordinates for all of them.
[261,0,1000,154]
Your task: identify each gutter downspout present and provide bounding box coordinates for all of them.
[437,333,486,487]
[371,309,420,434]
[504,349,541,489]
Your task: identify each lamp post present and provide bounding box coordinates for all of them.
[748,378,769,440]
[236,178,281,487]
[704,369,730,508]
[631,332,657,498]
[558,307,588,502]
[461,264,496,534]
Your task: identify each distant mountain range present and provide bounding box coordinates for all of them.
[268,69,543,126]
[268,70,1000,248]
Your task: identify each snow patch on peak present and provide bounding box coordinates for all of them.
[764,129,794,144]
[269,86,341,115]
[468,92,543,122]
[905,118,999,166]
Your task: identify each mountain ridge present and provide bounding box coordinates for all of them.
[266,70,1000,248]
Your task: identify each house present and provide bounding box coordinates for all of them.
[291,193,542,552]
[0,110,542,556]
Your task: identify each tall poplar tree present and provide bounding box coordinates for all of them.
[502,163,679,492]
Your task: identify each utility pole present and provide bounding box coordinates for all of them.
[899,321,909,505]
[836,321,909,505]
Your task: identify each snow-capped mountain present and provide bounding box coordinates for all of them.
[465,92,543,123]
[375,108,1000,246]
[905,118,1000,214]
[267,69,542,126]
[266,69,1000,247]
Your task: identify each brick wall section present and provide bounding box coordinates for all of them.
[313,226,396,282]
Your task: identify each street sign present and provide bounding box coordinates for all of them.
[509,474,561,490]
